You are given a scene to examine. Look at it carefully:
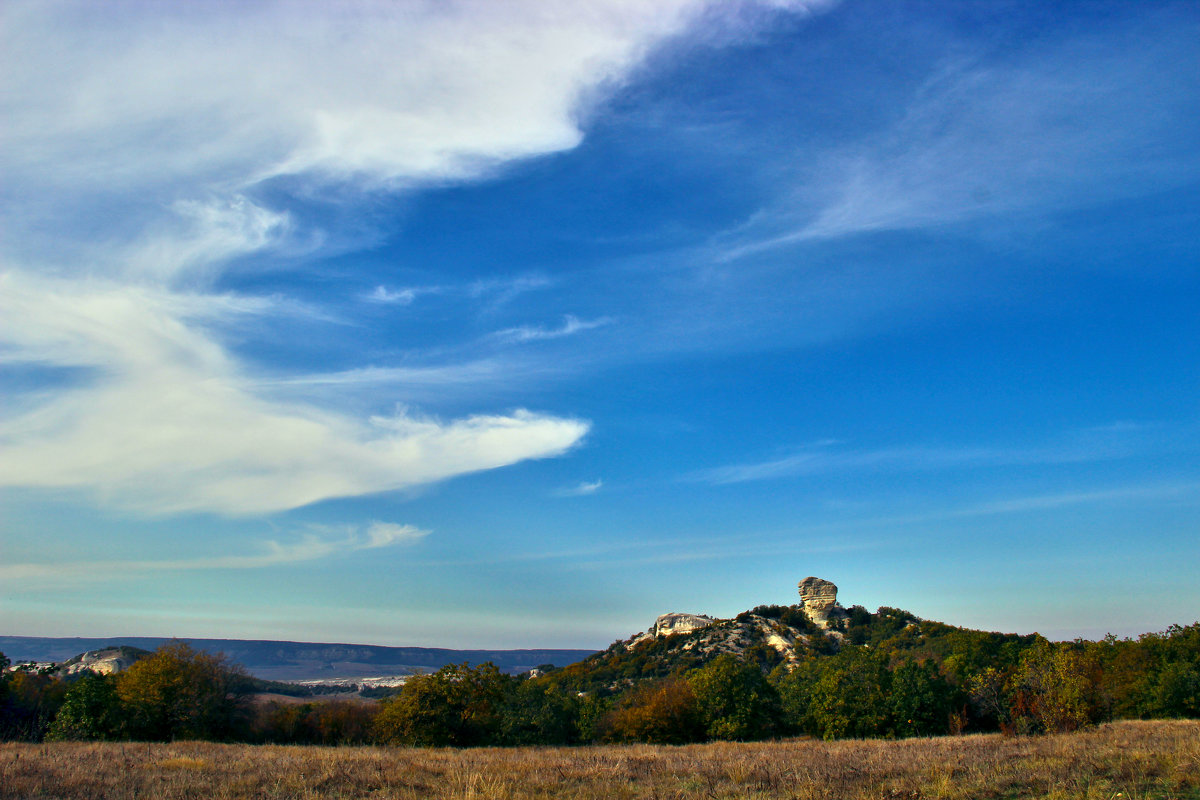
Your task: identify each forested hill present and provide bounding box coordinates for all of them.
[539,603,1199,713]
[0,636,596,680]
[3,601,1197,746]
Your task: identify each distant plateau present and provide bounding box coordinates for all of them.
[0,636,597,682]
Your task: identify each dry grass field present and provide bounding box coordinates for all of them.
[1,720,1197,800]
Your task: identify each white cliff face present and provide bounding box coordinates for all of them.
[798,576,844,629]
[62,647,145,676]
[652,612,715,637]
[620,612,811,669]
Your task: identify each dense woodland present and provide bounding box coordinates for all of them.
[2,606,1197,746]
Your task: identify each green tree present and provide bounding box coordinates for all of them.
[773,657,816,736]
[686,654,782,740]
[575,693,612,743]
[498,679,580,745]
[967,665,1013,731]
[1009,639,1095,734]
[1141,661,1200,718]
[801,648,891,740]
[116,641,248,741]
[1089,635,1154,719]
[47,673,123,741]
[373,662,512,747]
[887,659,956,737]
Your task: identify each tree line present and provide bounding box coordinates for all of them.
[2,610,1197,746]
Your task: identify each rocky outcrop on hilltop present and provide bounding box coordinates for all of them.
[623,612,800,664]
[60,646,151,676]
[547,612,816,696]
[652,613,715,638]
[553,577,857,692]
[624,612,716,649]
[615,577,849,665]
[798,576,845,629]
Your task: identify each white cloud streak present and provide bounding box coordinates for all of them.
[364,521,429,548]
[691,425,1190,485]
[364,286,421,305]
[0,521,429,582]
[0,273,589,514]
[555,479,605,497]
[263,358,557,396]
[123,196,294,282]
[494,315,614,343]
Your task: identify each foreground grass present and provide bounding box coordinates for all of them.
[1,720,1197,800]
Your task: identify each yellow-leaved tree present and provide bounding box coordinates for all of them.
[116,641,248,741]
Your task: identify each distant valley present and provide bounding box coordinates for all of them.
[0,635,597,681]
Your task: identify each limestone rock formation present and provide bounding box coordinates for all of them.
[614,609,810,684]
[798,576,843,629]
[61,646,149,676]
[652,612,715,638]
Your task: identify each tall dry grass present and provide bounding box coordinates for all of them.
[1,720,1197,800]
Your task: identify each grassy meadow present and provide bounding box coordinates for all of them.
[1,719,1197,800]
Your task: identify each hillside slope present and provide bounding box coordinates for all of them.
[543,578,1038,696]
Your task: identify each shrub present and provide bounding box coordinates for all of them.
[600,677,704,744]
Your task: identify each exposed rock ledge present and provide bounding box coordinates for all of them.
[61,646,149,676]
[652,612,715,637]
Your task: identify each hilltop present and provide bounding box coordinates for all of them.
[544,576,1038,696]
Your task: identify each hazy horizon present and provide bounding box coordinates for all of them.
[3,0,1198,650]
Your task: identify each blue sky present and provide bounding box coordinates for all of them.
[2,0,1198,649]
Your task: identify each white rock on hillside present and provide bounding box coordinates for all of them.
[61,647,146,676]
[652,612,715,637]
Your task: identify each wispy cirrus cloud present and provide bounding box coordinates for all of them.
[467,275,557,311]
[940,482,1200,520]
[692,444,1000,485]
[494,315,614,344]
[790,480,1200,533]
[361,277,565,315]
[555,479,604,497]
[363,285,422,305]
[261,356,571,406]
[717,14,1200,257]
[0,521,429,582]
[690,424,1192,485]
[363,521,429,548]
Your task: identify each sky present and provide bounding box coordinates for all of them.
[2,0,1198,650]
